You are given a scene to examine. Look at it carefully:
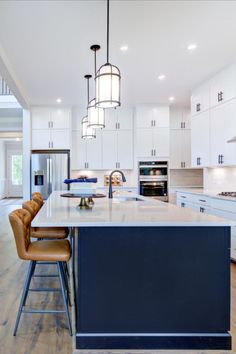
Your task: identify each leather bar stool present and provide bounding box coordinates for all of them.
[9,209,72,336]
[22,200,67,239]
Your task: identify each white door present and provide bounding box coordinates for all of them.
[153,106,169,127]
[136,129,153,158]
[117,108,133,130]
[71,131,87,170]
[210,66,236,107]
[117,130,133,169]
[210,100,236,166]
[104,109,117,130]
[191,111,210,167]
[32,129,51,150]
[102,130,117,169]
[170,130,182,169]
[86,130,102,169]
[136,106,153,129]
[51,129,70,149]
[182,129,191,168]
[7,148,23,197]
[153,128,169,158]
[31,107,51,129]
[51,109,71,129]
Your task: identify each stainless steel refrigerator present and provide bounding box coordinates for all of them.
[31,150,70,199]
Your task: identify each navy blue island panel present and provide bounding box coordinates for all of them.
[73,226,231,350]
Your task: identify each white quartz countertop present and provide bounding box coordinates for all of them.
[31,191,232,227]
[176,188,236,202]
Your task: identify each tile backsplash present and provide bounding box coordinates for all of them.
[204,167,236,192]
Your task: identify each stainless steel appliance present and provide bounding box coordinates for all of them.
[139,161,168,201]
[31,150,70,199]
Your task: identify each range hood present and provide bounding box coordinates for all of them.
[227,136,236,143]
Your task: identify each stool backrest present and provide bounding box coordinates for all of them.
[9,209,32,260]
[32,194,44,208]
[22,200,40,219]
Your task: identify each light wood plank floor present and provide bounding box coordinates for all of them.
[1,199,236,354]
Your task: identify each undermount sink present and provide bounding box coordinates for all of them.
[112,196,144,202]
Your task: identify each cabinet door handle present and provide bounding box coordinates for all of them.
[181,122,183,129]
[196,157,198,166]
[151,120,153,127]
[199,199,206,203]
[218,154,220,164]
[181,202,185,207]
[199,157,201,165]
[48,121,50,128]
[220,154,224,164]
[118,122,120,129]
[183,122,185,128]
[218,91,223,102]
[200,207,205,213]
[196,103,201,112]
[49,141,50,148]
[153,120,156,127]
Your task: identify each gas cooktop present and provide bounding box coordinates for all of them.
[218,192,236,197]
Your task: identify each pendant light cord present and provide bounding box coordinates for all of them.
[107,0,109,63]
[87,77,90,104]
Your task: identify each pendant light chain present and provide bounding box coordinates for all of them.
[106,0,109,63]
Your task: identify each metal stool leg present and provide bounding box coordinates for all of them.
[57,262,72,336]
[13,260,36,336]
[61,262,71,307]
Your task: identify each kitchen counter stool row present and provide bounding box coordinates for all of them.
[8,192,72,336]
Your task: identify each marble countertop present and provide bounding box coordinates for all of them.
[31,190,232,227]
[176,188,236,202]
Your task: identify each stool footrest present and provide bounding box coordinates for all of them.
[29,288,60,292]
[33,274,58,277]
[22,309,66,314]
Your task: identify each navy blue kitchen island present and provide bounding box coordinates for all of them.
[32,191,232,350]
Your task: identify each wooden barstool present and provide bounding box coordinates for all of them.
[9,209,72,336]
[22,200,67,239]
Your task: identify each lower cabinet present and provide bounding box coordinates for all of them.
[176,191,236,260]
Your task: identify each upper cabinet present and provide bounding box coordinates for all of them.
[136,105,170,158]
[31,107,71,150]
[191,83,210,116]
[191,64,236,168]
[136,105,169,129]
[104,108,133,130]
[210,66,236,108]
[170,107,191,129]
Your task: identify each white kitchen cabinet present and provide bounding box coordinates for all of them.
[105,108,133,131]
[170,108,191,130]
[32,107,71,130]
[153,128,169,157]
[72,130,102,170]
[191,111,210,167]
[136,105,169,129]
[117,130,133,169]
[136,129,154,158]
[191,83,210,116]
[170,129,191,169]
[51,130,70,150]
[210,65,236,108]
[102,130,133,169]
[31,107,71,150]
[32,130,51,150]
[210,100,236,166]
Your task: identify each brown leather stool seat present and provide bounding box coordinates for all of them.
[32,192,44,207]
[23,200,67,239]
[8,208,72,336]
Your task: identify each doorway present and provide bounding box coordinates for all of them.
[6,143,23,197]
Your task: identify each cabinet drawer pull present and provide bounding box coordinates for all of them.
[196,103,201,112]
[181,195,186,199]
[217,91,223,102]
[199,199,206,203]
[181,203,185,207]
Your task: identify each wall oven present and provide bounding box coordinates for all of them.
[139,161,168,202]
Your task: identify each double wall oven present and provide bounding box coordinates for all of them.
[139,161,168,202]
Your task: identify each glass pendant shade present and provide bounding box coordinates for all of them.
[95,63,121,108]
[81,115,96,139]
[87,98,105,128]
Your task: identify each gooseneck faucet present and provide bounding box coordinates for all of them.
[108,170,126,198]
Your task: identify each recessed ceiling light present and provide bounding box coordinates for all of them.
[158,74,166,80]
[56,98,62,103]
[169,96,175,101]
[187,43,197,51]
[120,45,128,51]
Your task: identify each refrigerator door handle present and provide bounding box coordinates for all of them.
[46,158,51,196]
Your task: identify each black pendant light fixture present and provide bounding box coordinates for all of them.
[81,75,96,139]
[87,45,105,128]
[95,0,121,109]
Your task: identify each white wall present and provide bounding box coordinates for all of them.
[0,140,6,198]
[204,167,236,192]
[23,109,31,200]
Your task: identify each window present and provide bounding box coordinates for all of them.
[11,155,22,185]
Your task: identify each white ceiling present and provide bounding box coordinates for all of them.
[1,0,236,108]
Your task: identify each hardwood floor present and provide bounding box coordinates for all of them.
[0,199,235,354]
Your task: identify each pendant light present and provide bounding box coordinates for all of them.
[95,0,121,109]
[81,75,96,139]
[87,45,105,128]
